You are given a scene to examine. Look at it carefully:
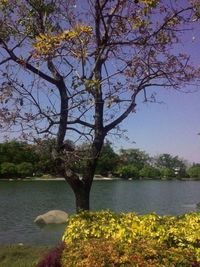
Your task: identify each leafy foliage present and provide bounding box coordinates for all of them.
[33,24,93,57]
[139,165,160,178]
[159,167,175,179]
[187,166,200,179]
[61,238,198,267]
[0,141,38,164]
[0,162,17,178]
[16,162,34,177]
[36,242,64,267]
[119,149,150,170]
[96,142,119,176]
[155,154,187,177]
[116,165,139,179]
[62,211,200,261]
[33,138,59,175]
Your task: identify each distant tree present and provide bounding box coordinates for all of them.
[0,162,17,178]
[139,166,160,179]
[119,149,150,170]
[116,165,139,179]
[96,142,119,176]
[155,154,186,177]
[0,0,199,211]
[0,141,38,164]
[16,162,34,178]
[34,138,58,175]
[34,138,77,175]
[159,167,175,179]
[187,165,200,179]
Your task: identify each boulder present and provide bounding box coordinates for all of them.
[34,210,68,226]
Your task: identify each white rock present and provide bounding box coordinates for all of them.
[34,210,68,225]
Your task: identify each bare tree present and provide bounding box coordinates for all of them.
[0,0,199,211]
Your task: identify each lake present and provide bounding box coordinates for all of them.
[0,180,200,245]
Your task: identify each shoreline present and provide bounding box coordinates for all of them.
[0,177,199,181]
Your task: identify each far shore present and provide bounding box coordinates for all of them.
[0,176,200,181]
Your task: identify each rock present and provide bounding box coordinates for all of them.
[34,210,68,226]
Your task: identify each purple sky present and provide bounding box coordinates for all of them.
[117,88,200,163]
[113,25,200,164]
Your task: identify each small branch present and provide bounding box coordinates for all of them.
[68,118,94,129]
[2,43,58,85]
[105,97,136,133]
[0,57,11,65]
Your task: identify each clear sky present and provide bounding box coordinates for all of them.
[116,88,200,164]
[113,25,200,164]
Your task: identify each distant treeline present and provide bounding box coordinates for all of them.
[0,140,200,179]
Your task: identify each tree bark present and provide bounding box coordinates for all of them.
[64,175,92,212]
[74,185,90,212]
[64,166,94,212]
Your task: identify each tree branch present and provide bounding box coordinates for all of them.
[104,99,136,133]
[1,41,58,85]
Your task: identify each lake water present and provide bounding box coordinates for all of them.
[0,180,200,245]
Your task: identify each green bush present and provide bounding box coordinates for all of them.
[159,167,175,179]
[116,165,139,179]
[187,166,200,179]
[16,162,34,178]
[139,166,160,178]
[0,162,17,178]
[62,211,200,262]
[61,238,198,267]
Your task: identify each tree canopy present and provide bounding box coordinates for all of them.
[155,153,187,177]
[0,0,200,210]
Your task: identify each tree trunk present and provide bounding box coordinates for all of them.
[74,185,90,212]
[64,169,93,212]
[63,133,104,212]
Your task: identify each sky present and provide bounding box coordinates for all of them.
[109,2,200,164]
[113,26,200,164]
[117,88,200,164]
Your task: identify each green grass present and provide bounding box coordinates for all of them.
[0,244,51,267]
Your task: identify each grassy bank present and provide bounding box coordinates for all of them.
[0,245,51,267]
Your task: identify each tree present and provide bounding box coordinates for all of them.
[16,162,34,177]
[155,153,187,177]
[0,141,38,164]
[187,165,200,179]
[0,0,199,211]
[116,165,139,179]
[33,138,60,175]
[119,148,150,170]
[139,165,160,178]
[159,167,175,179]
[0,162,16,178]
[96,141,119,176]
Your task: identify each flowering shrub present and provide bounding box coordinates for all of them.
[62,211,200,262]
[61,239,199,267]
[36,242,65,267]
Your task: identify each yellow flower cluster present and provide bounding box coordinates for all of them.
[33,25,93,56]
[140,0,158,7]
[0,0,8,5]
[0,0,9,9]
